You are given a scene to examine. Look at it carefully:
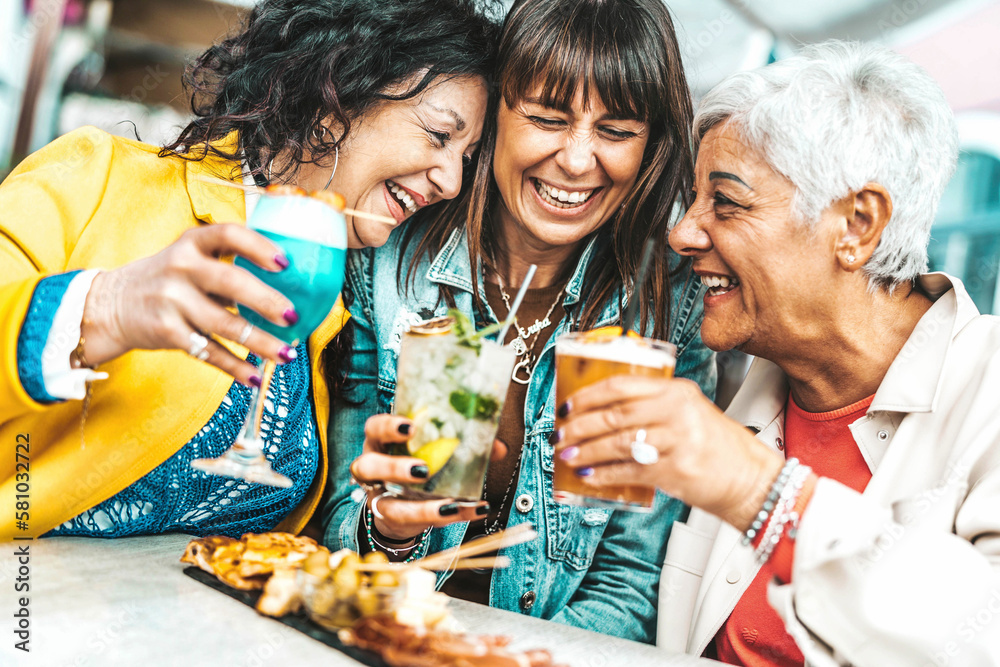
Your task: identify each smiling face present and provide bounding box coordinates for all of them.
[669,122,844,354]
[492,87,649,254]
[331,74,488,248]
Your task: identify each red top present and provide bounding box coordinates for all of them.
[713,393,875,666]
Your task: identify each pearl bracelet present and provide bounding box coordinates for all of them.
[742,458,800,547]
[753,463,812,565]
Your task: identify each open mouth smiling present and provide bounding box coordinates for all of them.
[532,178,600,209]
[386,179,419,215]
[700,273,741,297]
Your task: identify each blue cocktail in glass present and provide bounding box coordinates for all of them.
[192,191,347,487]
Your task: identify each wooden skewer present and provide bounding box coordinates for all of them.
[194,174,397,225]
[355,555,511,573]
[343,207,396,225]
[195,174,259,193]
[417,523,536,571]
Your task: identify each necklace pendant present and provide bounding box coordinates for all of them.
[512,357,533,385]
[509,337,528,356]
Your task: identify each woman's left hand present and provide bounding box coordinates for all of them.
[555,375,784,531]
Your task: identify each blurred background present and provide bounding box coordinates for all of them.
[1,0,998,404]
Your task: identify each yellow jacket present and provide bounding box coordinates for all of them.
[0,127,345,539]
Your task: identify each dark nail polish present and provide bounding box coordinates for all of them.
[410,464,429,479]
[278,345,297,363]
[274,254,289,269]
[550,428,563,444]
[577,466,594,478]
[283,309,299,325]
[248,375,262,388]
[476,504,491,516]
[557,400,572,419]
[559,446,578,461]
[439,503,460,517]
[398,423,411,436]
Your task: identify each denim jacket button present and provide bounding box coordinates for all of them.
[520,591,536,611]
[515,493,534,513]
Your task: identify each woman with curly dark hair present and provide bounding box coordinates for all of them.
[0,0,500,540]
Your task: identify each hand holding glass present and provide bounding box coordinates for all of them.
[192,193,347,487]
[553,332,676,511]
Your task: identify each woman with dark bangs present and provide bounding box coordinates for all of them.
[0,0,500,540]
[325,0,715,641]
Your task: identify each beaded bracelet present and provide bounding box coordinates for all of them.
[753,463,812,565]
[742,458,800,547]
[363,506,430,563]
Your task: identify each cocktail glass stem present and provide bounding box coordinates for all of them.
[191,358,293,488]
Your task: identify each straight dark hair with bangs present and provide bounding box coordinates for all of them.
[401,0,695,340]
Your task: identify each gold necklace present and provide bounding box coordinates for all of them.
[497,279,565,385]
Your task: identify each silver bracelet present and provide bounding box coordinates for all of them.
[363,505,428,560]
[753,464,812,565]
[742,458,801,546]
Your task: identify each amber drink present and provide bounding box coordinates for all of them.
[553,332,676,511]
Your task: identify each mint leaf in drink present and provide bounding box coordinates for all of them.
[449,390,500,422]
[473,395,500,421]
[450,390,475,417]
[448,309,503,353]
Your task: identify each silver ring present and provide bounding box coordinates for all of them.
[370,491,390,521]
[630,428,659,466]
[187,332,210,361]
[237,322,254,346]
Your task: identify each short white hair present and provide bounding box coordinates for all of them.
[694,40,959,290]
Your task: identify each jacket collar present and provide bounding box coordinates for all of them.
[726,272,976,432]
[183,132,246,225]
[871,273,977,414]
[425,227,616,320]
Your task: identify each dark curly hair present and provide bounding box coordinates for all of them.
[162,0,502,400]
[162,0,503,183]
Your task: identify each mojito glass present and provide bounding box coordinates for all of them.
[553,331,676,511]
[387,316,515,501]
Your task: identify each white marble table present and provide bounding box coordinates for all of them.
[0,534,719,666]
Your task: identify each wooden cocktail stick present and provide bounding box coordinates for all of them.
[194,174,397,225]
[416,523,537,571]
[354,556,511,573]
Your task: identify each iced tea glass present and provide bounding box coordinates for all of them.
[386,317,515,501]
[553,332,676,511]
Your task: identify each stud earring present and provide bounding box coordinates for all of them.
[846,254,856,265]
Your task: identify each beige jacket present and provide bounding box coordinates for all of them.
[657,274,1000,666]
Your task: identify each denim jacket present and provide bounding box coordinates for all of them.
[322,225,716,643]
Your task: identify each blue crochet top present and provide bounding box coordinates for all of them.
[18,272,320,538]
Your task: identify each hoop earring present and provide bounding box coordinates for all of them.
[324,145,339,191]
[265,136,338,190]
[312,125,338,191]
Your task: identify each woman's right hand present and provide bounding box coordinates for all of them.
[79,224,298,386]
[351,414,497,542]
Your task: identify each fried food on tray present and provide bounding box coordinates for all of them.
[298,550,454,632]
[258,565,304,616]
[340,615,567,667]
[181,532,319,590]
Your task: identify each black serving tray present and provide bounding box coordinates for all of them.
[183,566,389,667]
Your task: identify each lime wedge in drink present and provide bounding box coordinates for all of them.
[413,437,460,476]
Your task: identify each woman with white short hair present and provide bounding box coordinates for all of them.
[556,41,1000,665]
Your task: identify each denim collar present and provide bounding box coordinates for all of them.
[425,227,620,325]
